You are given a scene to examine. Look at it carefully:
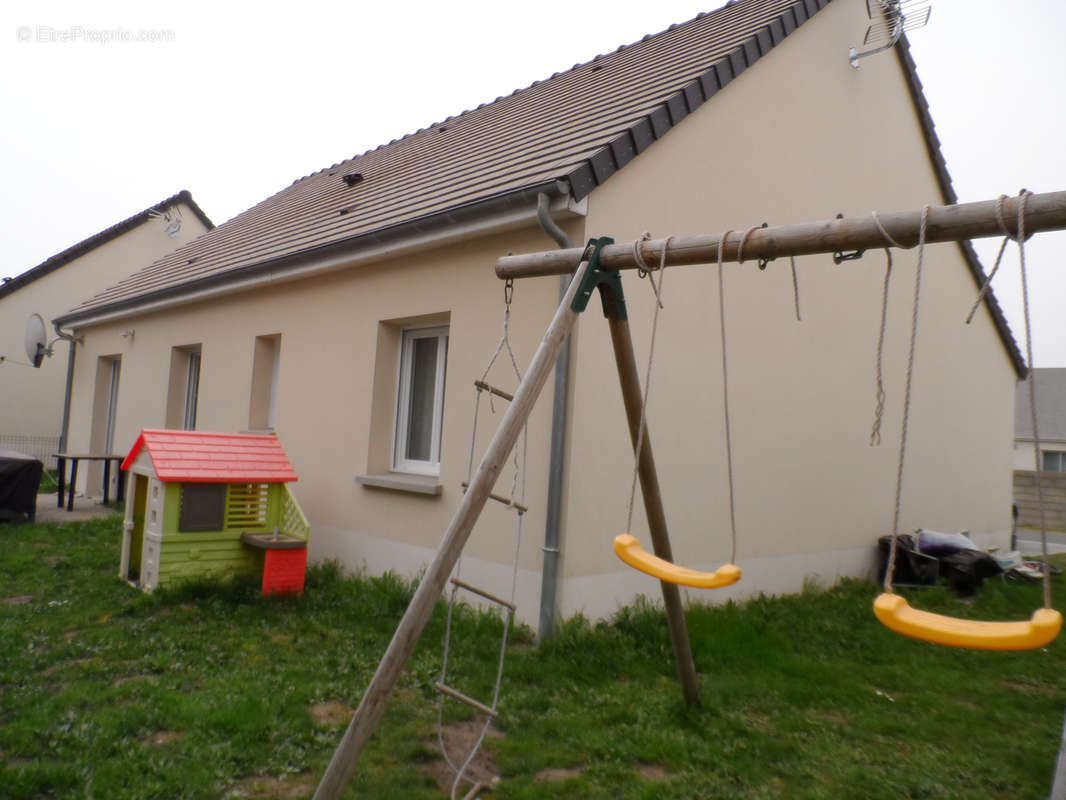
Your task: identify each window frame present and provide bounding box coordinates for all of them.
[392,325,448,476]
[1043,450,1066,473]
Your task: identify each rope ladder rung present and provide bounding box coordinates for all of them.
[459,482,528,514]
[435,682,498,718]
[473,380,514,402]
[450,577,516,613]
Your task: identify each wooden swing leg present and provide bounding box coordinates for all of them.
[313,260,590,800]
[606,315,702,709]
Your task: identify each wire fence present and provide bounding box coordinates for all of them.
[0,435,60,469]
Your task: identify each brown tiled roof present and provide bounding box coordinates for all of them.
[0,190,213,304]
[60,0,827,321]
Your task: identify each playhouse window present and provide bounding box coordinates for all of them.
[179,483,226,532]
[393,326,448,475]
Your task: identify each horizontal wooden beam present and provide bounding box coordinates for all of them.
[495,190,1066,280]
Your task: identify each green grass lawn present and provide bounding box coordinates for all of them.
[2,516,1065,799]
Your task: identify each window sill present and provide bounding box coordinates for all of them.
[356,473,442,496]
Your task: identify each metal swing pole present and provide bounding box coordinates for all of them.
[495,190,1066,279]
[313,252,595,800]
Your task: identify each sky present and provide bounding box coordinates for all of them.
[1,0,1064,364]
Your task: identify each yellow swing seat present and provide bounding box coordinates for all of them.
[614,533,741,589]
[873,592,1062,651]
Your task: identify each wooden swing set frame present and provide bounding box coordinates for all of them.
[313,189,1066,800]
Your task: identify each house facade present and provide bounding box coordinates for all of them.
[55,0,1023,627]
[1013,368,1066,530]
[0,191,212,466]
[1013,368,1066,472]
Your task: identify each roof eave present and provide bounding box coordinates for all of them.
[56,180,580,329]
[893,35,1027,379]
[566,0,832,200]
[0,190,214,304]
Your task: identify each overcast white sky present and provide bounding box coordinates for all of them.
[2,0,1063,364]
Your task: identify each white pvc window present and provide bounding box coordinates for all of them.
[394,326,448,475]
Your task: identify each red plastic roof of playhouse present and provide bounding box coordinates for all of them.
[121,429,298,483]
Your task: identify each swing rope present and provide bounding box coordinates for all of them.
[439,279,527,799]
[625,237,671,534]
[720,229,743,563]
[875,194,1060,650]
[613,234,740,590]
[1012,191,1054,609]
[883,205,930,594]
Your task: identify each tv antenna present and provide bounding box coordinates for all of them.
[850,0,931,69]
[149,205,183,237]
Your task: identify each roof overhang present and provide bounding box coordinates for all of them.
[56,181,584,330]
[1,190,213,305]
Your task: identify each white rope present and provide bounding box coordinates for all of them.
[964,238,1011,325]
[965,191,1030,325]
[439,279,528,797]
[625,237,672,533]
[718,229,739,564]
[1012,190,1053,608]
[871,210,908,250]
[789,256,802,322]
[869,248,893,447]
[884,206,929,592]
[735,225,761,265]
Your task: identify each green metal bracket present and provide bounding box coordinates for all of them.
[570,236,626,320]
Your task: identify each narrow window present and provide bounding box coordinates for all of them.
[166,345,202,430]
[394,326,448,474]
[103,358,121,453]
[248,335,281,431]
[184,351,200,430]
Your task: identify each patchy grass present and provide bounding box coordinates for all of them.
[2,516,1065,799]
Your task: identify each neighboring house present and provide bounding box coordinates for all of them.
[55,0,1025,627]
[1013,369,1066,530]
[1014,369,1066,473]
[0,191,213,468]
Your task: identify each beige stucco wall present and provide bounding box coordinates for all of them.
[562,0,1018,618]
[66,222,580,615]
[64,1,1019,625]
[0,201,208,461]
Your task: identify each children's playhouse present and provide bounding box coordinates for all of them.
[119,429,310,594]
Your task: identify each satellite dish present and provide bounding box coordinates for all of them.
[24,313,50,368]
